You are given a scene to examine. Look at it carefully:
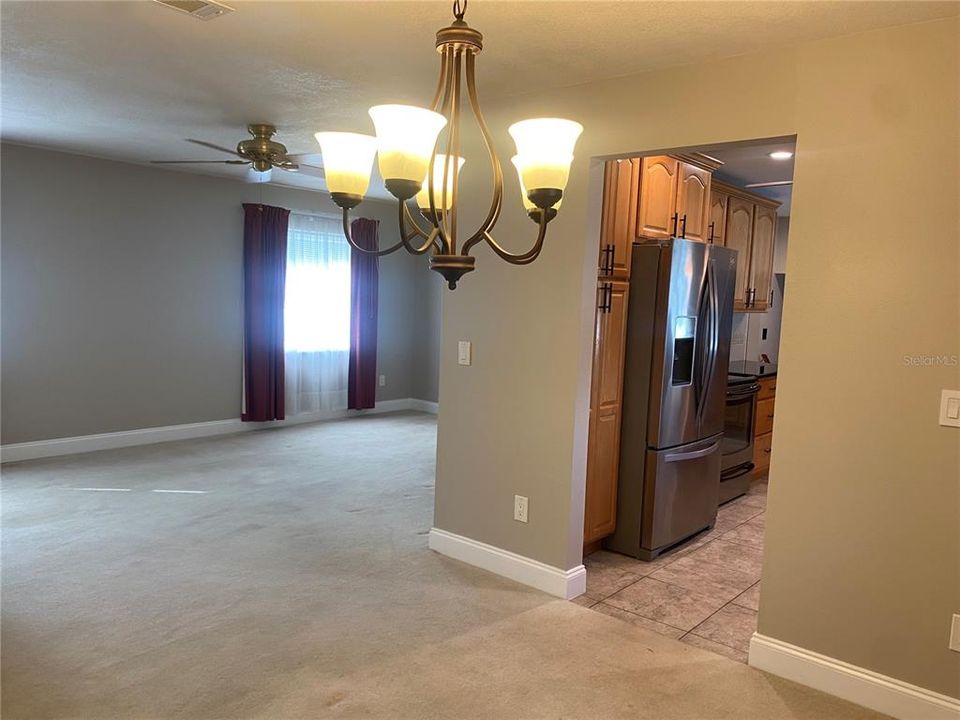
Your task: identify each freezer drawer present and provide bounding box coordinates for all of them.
[641,435,721,556]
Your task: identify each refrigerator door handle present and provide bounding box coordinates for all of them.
[695,260,720,426]
[704,261,721,405]
[664,441,721,463]
[693,266,709,416]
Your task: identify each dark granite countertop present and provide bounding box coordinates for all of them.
[728,360,778,378]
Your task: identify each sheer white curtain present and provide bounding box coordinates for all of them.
[284,212,351,414]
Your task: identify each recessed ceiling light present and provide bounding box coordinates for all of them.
[769,151,793,160]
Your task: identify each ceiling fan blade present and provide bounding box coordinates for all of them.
[185,139,245,158]
[295,164,326,179]
[277,162,299,172]
[151,159,251,165]
[288,153,322,167]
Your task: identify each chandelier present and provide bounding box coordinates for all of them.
[314,0,583,289]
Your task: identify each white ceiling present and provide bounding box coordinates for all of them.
[2,1,956,193]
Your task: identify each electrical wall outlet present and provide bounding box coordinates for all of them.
[950,614,960,653]
[514,495,528,523]
[379,374,386,387]
[458,341,472,366]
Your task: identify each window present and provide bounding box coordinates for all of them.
[284,212,352,414]
[284,213,351,352]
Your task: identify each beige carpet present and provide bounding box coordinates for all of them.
[1,412,884,719]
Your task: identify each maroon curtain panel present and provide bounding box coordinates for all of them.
[241,203,290,422]
[348,218,379,410]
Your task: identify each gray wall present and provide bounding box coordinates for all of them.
[1,143,439,444]
[411,262,442,404]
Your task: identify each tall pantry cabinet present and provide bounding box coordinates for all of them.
[583,159,636,545]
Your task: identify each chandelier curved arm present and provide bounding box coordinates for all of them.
[398,202,442,255]
[479,210,549,266]
[340,207,406,256]
[460,50,503,254]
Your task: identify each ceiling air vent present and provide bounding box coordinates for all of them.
[153,0,233,20]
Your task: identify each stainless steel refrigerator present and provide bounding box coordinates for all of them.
[605,238,737,560]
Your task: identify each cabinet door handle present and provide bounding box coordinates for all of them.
[770,288,774,305]
[671,212,679,238]
[708,221,715,244]
[598,283,613,313]
[599,244,610,275]
[680,214,687,239]
[604,244,615,276]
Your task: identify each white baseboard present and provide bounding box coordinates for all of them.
[0,398,437,463]
[749,633,960,720]
[428,527,586,600]
[409,398,439,415]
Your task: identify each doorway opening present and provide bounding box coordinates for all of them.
[577,137,796,663]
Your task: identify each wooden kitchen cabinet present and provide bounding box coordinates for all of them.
[755,397,776,436]
[749,204,777,312]
[636,155,718,243]
[713,181,780,312]
[598,159,639,278]
[676,162,712,243]
[584,279,629,544]
[636,156,679,241]
[753,376,777,476]
[724,195,755,311]
[708,190,727,244]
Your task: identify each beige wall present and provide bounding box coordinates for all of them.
[1,144,439,444]
[434,17,959,698]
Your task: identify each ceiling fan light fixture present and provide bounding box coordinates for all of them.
[314,132,377,205]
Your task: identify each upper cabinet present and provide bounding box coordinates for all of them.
[724,195,754,310]
[749,205,777,312]
[712,180,780,312]
[636,154,719,243]
[708,190,727,245]
[636,156,679,241]
[676,162,712,243]
[597,159,640,279]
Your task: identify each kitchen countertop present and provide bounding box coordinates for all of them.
[728,360,778,378]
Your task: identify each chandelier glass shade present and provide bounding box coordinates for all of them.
[316,0,583,289]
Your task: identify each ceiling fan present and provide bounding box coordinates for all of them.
[151,124,324,182]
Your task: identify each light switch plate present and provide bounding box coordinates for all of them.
[950,614,960,653]
[379,374,386,387]
[457,340,472,366]
[939,390,960,428]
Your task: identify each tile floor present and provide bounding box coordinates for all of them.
[575,477,768,663]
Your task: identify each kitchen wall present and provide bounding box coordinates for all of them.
[731,217,789,364]
[0,143,440,444]
[434,17,958,699]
